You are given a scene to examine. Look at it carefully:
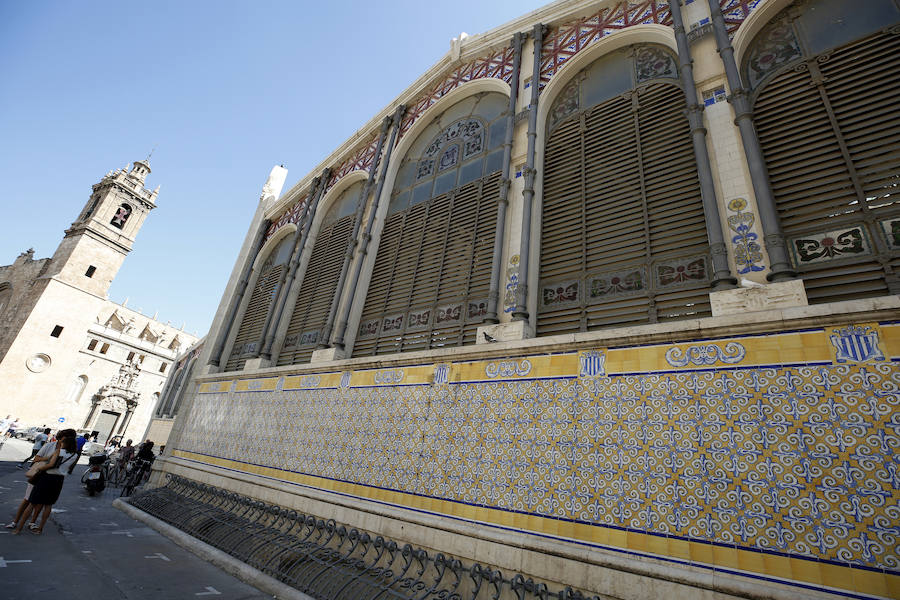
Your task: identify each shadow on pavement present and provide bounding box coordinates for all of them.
[0,438,270,599]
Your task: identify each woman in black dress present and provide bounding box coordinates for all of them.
[12,429,77,534]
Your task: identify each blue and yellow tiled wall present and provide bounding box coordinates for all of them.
[177,322,900,599]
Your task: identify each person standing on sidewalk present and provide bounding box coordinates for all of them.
[11,429,77,535]
[67,431,88,475]
[17,428,50,466]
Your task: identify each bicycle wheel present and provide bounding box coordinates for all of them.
[108,463,122,486]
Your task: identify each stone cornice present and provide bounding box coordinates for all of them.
[200,295,900,382]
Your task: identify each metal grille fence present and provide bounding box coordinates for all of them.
[129,475,604,600]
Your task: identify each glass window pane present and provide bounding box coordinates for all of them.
[411,181,432,206]
[459,159,483,186]
[388,190,409,216]
[582,52,632,109]
[274,235,294,264]
[438,96,479,128]
[488,119,507,150]
[485,149,504,174]
[797,0,898,54]
[473,92,508,121]
[323,181,363,227]
[395,161,416,191]
[433,170,457,196]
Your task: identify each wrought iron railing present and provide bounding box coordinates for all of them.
[128,475,604,600]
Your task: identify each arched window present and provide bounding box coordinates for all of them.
[111,203,132,229]
[745,0,900,303]
[225,234,294,371]
[83,196,99,221]
[538,44,709,336]
[278,180,364,365]
[168,356,197,417]
[352,91,509,357]
[65,375,88,404]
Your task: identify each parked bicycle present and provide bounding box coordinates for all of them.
[120,459,153,497]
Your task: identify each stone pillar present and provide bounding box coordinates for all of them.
[330,105,406,352]
[317,117,393,350]
[512,23,545,323]
[669,0,736,290]
[707,0,795,282]
[485,32,525,324]
[260,169,331,361]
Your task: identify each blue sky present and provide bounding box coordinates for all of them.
[0,0,546,336]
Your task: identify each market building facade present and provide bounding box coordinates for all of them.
[143,1,900,598]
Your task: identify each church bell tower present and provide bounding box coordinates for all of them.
[46,159,159,298]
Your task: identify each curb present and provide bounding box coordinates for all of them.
[113,498,314,600]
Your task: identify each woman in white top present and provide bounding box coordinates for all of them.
[11,429,76,534]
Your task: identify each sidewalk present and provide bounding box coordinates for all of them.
[0,437,271,599]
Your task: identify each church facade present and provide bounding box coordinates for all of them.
[145,1,900,599]
[0,160,198,444]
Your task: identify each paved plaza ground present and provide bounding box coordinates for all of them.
[0,437,271,599]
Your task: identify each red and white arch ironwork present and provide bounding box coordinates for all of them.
[539,0,759,89]
[264,192,308,242]
[398,46,516,138]
[268,0,761,241]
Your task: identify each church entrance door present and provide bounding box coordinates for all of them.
[95,410,120,444]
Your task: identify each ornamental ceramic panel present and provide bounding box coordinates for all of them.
[587,268,646,301]
[176,324,900,599]
[881,217,900,249]
[789,225,873,266]
[654,256,708,288]
[541,280,580,308]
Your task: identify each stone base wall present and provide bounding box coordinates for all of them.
[159,300,900,600]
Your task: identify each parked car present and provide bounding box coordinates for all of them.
[82,440,106,456]
[15,426,42,441]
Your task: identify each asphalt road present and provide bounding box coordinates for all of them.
[0,437,272,600]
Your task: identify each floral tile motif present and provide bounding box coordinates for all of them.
[726,198,765,274]
[180,326,900,592]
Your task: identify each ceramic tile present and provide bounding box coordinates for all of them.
[178,325,899,599]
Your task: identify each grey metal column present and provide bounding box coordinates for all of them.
[168,357,198,418]
[707,0,795,282]
[259,168,331,360]
[670,0,736,290]
[161,362,189,416]
[167,357,196,417]
[317,117,392,349]
[331,104,406,350]
[485,32,525,324]
[208,218,270,366]
[512,24,545,321]
[156,364,180,417]
[247,182,318,360]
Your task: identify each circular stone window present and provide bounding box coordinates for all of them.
[26,353,51,373]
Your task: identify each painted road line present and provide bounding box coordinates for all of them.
[0,557,33,567]
[144,552,171,562]
[195,587,221,596]
[110,530,134,538]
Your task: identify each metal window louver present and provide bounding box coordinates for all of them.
[352,173,500,357]
[225,237,293,371]
[278,214,355,365]
[752,27,900,302]
[538,79,710,337]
